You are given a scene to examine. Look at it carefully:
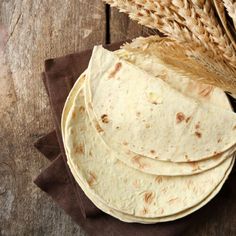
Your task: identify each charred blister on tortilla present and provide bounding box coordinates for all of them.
[108,62,122,79]
[87,171,97,187]
[195,121,201,129]
[131,155,148,169]
[141,207,149,216]
[154,176,163,184]
[195,131,202,138]
[144,191,155,205]
[101,114,109,123]
[176,112,185,123]
[73,143,85,155]
[79,106,85,113]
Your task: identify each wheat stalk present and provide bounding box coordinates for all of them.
[223,0,236,27]
[104,0,204,49]
[191,0,236,67]
[133,0,221,57]
[122,36,236,93]
[104,0,236,67]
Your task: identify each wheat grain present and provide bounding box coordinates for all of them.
[191,0,236,67]
[223,0,236,27]
[122,36,236,93]
[104,0,203,48]
[133,0,220,57]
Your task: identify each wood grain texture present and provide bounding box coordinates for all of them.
[0,0,235,235]
[110,8,158,42]
[0,0,105,235]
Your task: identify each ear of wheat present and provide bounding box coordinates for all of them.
[223,0,236,28]
[122,36,236,94]
[104,0,236,68]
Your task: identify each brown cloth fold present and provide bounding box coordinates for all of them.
[34,43,236,236]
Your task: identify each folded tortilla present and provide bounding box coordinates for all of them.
[85,46,236,162]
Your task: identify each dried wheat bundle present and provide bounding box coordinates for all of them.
[213,0,236,50]
[223,0,236,27]
[104,0,203,50]
[122,36,236,94]
[191,0,236,67]
[104,0,236,67]
[134,0,220,57]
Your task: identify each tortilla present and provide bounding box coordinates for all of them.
[67,153,235,223]
[64,85,233,219]
[85,46,236,162]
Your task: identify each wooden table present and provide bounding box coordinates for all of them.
[0,1,235,235]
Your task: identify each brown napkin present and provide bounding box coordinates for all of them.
[34,43,236,236]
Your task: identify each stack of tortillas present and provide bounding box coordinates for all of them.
[62,37,236,224]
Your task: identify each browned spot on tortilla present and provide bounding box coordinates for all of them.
[87,172,97,186]
[136,112,141,116]
[95,122,104,133]
[79,106,85,113]
[185,155,190,161]
[132,179,140,188]
[167,197,179,204]
[217,138,222,143]
[214,153,222,161]
[190,162,201,172]
[155,176,163,184]
[195,122,200,129]
[74,143,84,154]
[144,191,155,204]
[176,112,185,123]
[101,114,109,123]
[89,150,92,156]
[145,123,150,128]
[213,151,218,155]
[132,155,147,169]
[141,207,148,215]
[123,141,128,146]
[109,62,122,78]
[72,111,76,119]
[116,126,120,130]
[198,85,213,97]
[195,131,202,138]
[185,116,191,123]
[150,150,156,155]
[233,125,236,130]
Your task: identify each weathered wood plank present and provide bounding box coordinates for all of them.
[109,7,160,43]
[0,0,105,235]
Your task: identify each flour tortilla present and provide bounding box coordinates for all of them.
[64,85,233,219]
[83,42,234,175]
[67,154,235,223]
[83,70,235,176]
[85,46,236,162]
[61,69,235,223]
